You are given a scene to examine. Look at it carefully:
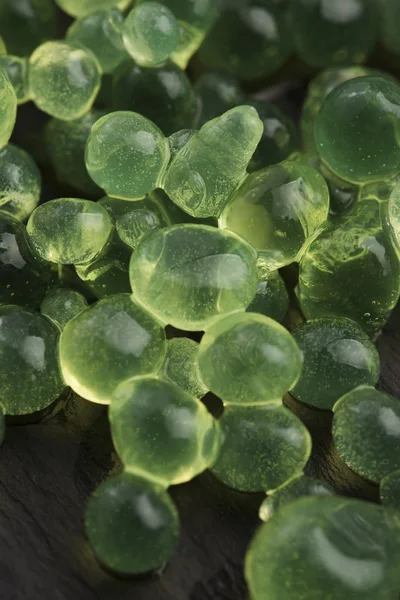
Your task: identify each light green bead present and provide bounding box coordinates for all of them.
[194,72,244,127]
[0,0,57,56]
[246,496,400,600]
[116,208,161,250]
[211,404,311,493]
[85,111,170,199]
[55,0,121,18]
[29,41,101,120]
[333,387,400,483]
[129,224,258,331]
[110,376,220,486]
[0,56,29,104]
[162,337,208,399]
[123,3,179,68]
[198,312,302,405]
[40,287,89,330]
[259,475,334,522]
[0,37,5,56]
[27,198,113,265]
[0,69,17,150]
[0,305,65,415]
[60,294,166,404]
[164,106,263,218]
[0,144,41,222]
[380,470,400,512]
[220,161,329,270]
[85,472,179,575]
[247,262,289,322]
[292,317,380,410]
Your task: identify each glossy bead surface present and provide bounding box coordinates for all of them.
[0,56,29,104]
[292,317,380,410]
[164,106,263,218]
[220,161,329,270]
[60,294,166,404]
[116,208,161,250]
[0,0,57,56]
[29,41,101,121]
[0,305,65,415]
[316,76,400,183]
[211,404,311,492]
[0,69,17,150]
[40,288,88,330]
[0,144,41,222]
[55,0,121,18]
[85,473,179,575]
[110,376,220,486]
[129,224,258,331]
[333,386,400,483]
[246,263,289,322]
[85,111,170,199]
[162,337,208,399]
[246,496,400,600]
[27,198,113,265]
[194,72,245,127]
[199,312,302,405]
[380,470,400,512]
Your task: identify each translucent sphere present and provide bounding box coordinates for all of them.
[85,473,179,575]
[129,224,258,331]
[116,208,161,250]
[0,0,57,56]
[211,404,311,492]
[29,41,101,120]
[380,470,400,512]
[60,294,166,404]
[246,496,400,600]
[85,111,170,199]
[123,3,179,68]
[292,317,380,410]
[0,144,41,222]
[27,198,113,265]
[220,162,329,270]
[198,312,302,405]
[55,0,121,18]
[40,288,88,330]
[0,305,65,415]
[333,386,400,483]
[110,376,221,486]
[246,262,289,322]
[0,68,17,150]
[316,76,400,183]
[0,56,29,104]
[162,337,208,399]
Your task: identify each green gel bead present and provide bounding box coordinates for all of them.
[291,317,380,410]
[123,3,179,68]
[45,111,104,197]
[246,496,400,600]
[112,60,196,136]
[320,161,359,216]
[0,0,56,56]
[247,263,289,322]
[194,72,245,127]
[199,0,292,81]
[162,337,208,399]
[55,0,121,18]
[297,198,400,335]
[220,161,329,270]
[66,8,126,75]
[247,101,298,173]
[60,293,166,404]
[129,224,258,331]
[85,473,179,575]
[259,475,334,522]
[211,404,311,493]
[0,37,5,56]
[27,198,113,265]
[0,69,17,151]
[29,41,101,121]
[0,56,29,104]
[164,106,263,218]
[198,312,302,406]
[40,287,89,330]
[0,144,41,222]
[0,213,50,308]
[168,129,196,161]
[289,0,377,68]
[110,376,220,486]
[0,305,65,415]
[316,76,400,184]
[380,470,400,512]
[332,387,400,483]
[379,0,400,55]
[116,208,161,250]
[85,111,170,199]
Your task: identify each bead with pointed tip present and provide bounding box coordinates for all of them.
[162,337,208,399]
[85,111,170,199]
[40,288,89,330]
[164,106,263,218]
[129,224,258,331]
[246,263,289,322]
[0,69,16,150]
[27,198,113,265]
[0,144,41,222]
[55,0,121,18]
[85,473,179,575]
[0,56,29,104]
[0,0,56,56]
[380,470,400,512]
[60,294,166,404]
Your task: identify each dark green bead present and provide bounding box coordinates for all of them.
[0,0,57,56]
[246,263,289,322]
[0,144,41,222]
[40,287,88,330]
[378,0,400,55]
[380,470,400,512]
[194,72,244,127]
